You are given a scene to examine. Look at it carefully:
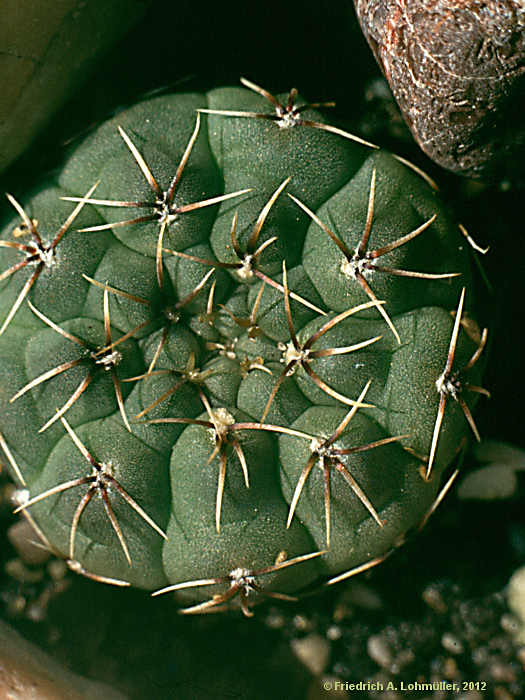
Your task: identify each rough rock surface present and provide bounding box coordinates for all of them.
[354,0,525,179]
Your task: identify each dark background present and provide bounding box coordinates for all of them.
[1,2,524,698]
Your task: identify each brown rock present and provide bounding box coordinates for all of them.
[353,0,525,179]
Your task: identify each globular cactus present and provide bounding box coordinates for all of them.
[0,79,488,615]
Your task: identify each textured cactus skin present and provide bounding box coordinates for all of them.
[0,85,484,609]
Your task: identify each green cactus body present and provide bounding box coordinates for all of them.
[0,81,487,613]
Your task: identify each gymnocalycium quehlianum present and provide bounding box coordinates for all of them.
[0,78,488,616]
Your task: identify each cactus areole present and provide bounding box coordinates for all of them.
[0,80,488,615]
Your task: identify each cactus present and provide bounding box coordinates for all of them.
[0,79,488,615]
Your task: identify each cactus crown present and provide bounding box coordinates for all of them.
[0,79,488,615]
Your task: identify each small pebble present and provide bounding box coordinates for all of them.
[490,660,516,684]
[293,614,312,632]
[507,567,525,643]
[367,634,393,669]
[500,613,520,636]
[457,464,517,501]
[48,560,68,581]
[390,647,414,673]
[265,611,285,629]
[8,520,51,566]
[441,632,464,655]
[26,602,46,623]
[5,559,43,584]
[6,595,26,617]
[326,625,342,641]
[442,656,459,679]
[291,633,330,677]
[422,585,448,614]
